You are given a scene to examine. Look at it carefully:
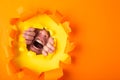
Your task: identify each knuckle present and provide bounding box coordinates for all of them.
[46,43,55,51]
[42,50,47,56]
[26,36,29,39]
[44,46,49,52]
[31,32,35,36]
[29,27,35,31]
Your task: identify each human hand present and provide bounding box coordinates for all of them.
[23,27,35,45]
[23,27,55,56]
[42,37,55,56]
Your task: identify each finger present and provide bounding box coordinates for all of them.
[23,33,27,38]
[48,37,54,45]
[23,31,35,37]
[43,46,49,52]
[46,42,55,51]
[25,40,32,45]
[48,49,54,53]
[23,34,34,40]
[42,50,48,56]
[28,27,35,31]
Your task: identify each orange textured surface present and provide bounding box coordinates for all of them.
[0,0,120,80]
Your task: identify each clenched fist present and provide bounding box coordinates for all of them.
[23,27,55,56]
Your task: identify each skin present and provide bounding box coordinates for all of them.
[23,27,55,56]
